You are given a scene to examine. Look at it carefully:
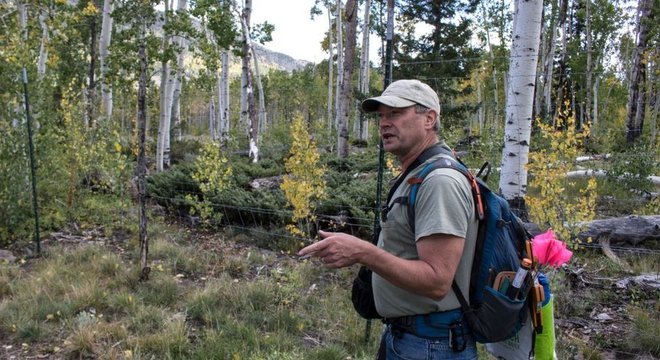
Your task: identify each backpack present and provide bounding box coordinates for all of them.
[402,151,539,344]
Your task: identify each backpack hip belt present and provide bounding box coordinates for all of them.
[384,308,468,342]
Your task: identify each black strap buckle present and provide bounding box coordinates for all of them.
[449,321,467,352]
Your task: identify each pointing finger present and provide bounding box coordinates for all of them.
[297,239,327,257]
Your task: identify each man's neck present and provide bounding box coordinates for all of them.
[399,138,441,172]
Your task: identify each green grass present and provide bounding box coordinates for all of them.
[1,213,657,359]
[0,224,377,359]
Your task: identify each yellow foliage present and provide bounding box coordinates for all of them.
[385,154,400,178]
[58,86,129,207]
[188,141,232,222]
[281,115,326,237]
[527,113,597,248]
[82,3,99,16]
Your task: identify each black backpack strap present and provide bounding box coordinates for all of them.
[406,156,485,233]
[452,280,471,314]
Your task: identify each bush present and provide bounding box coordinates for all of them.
[606,145,656,192]
[146,163,199,216]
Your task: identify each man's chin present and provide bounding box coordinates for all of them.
[382,143,399,153]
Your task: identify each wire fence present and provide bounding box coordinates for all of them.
[142,184,660,257]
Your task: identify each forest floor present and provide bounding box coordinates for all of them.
[2,218,659,360]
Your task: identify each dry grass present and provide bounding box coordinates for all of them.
[1,219,657,359]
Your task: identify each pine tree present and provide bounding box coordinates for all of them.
[394,0,481,125]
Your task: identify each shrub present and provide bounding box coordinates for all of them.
[281,115,326,237]
[527,114,597,246]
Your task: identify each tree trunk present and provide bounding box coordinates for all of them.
[337,0,357,159]
[37,9,49,76]
[542,10,557,122]
[593,76,600,133]
[553,0,569,127]
[651,65,659,146]
[477,82,484,131]
[252,45,267,135]
[86,0,98,128]
[137,20,150,281]
[626,0,651,143]
[481,3,500,129]
[209,98,216,139]
[16,0,28,129]
[171,0,187,143]
[240,0,258,162]
[18,2,27,41]
[220,49,230,145]
[99,0,114,119]
[326,8,334,132]
[585,0,593,126]
[499,0,543,206]
[156,0,174,171]
[357,0,371,143]
[334,0,343,130]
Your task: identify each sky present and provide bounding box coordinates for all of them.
[250,0,330,63]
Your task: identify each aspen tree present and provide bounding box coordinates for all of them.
[499,0,543,212]
[281,116,326,237]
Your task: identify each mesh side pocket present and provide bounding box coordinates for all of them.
[464,286,527,343]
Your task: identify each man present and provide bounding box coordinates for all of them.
[298,79,479,359]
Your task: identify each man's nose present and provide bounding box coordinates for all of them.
[379,118,391,128]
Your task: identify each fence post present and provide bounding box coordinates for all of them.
[22,68,40,255]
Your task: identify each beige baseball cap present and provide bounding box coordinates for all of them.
[361,79,440,114]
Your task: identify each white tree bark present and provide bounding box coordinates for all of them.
[18,2,27,41]
[239,0,258,162]
[337,0,357,159]
[476,82,484,131]
[156,0,175,172]
[213,74,222,141]
[209,98,216,139]
[334,0,343,130]
[220,49,230,144]
[252,45,266,135]
[37,9,49,76]
[171,0,187,142]
[14,2,28,129]
[326,7,334,130]
[99,0,114,118]
[499,0,543,200]
[593,76,600,131]
[357,0,371,142]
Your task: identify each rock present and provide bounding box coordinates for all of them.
[0,249,16,263]
[593,313,613,322]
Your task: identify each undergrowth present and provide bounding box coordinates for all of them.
[0,221,379,359]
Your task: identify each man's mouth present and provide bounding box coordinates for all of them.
[381,133,395,140]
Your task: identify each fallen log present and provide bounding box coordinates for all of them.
[566,169,660,187]
[575,154,611,162]
[577,215,660,246]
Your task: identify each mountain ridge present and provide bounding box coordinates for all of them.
[252,44,312,73]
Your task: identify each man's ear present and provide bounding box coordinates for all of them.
[424,110,438,129]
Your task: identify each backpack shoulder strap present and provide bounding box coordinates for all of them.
[385,144,452,206]
[406,156,485,233]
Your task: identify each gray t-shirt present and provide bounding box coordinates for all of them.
[372,153,479,318]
